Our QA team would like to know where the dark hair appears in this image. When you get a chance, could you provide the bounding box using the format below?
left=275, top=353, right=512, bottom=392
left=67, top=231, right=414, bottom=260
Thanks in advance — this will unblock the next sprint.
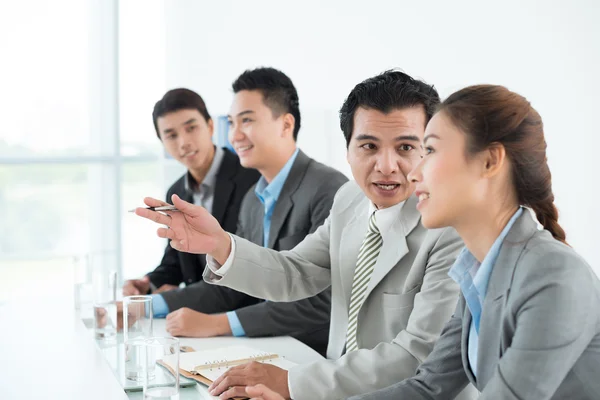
left=152, top=88, right=211, bottom=139
left=439, top=85, right=567, bottom=244
left=339, top=70, right=440, bottom=147
left=232, top=67, right=301, bottom=140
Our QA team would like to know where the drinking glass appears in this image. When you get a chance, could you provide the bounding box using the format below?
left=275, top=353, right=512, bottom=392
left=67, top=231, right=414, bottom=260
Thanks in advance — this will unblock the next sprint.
left=91, top=255, right=118, bottom=340
left=124, top=295, right=153, bottom=381
left=142, top=337, right=180, bottom=400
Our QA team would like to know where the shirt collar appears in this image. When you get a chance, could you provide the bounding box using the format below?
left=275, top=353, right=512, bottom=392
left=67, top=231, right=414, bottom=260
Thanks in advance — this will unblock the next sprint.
left=449, top=207, right=524, bottom=298
left=367, top=199, right=406, bottom=241
left=255, top=148, right=300, bottom=203
left=184, top=146, right=224, bottom=193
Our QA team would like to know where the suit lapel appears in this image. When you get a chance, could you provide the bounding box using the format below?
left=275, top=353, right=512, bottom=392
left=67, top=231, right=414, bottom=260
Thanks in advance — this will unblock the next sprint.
left=211, top=150, right=236, bottom=224
left=461, top=305, right=477, bottom=385
left=267, top=150, right=309, bottom=249
left=247, top=197, right=265, bottom=246
left=339, top=200, right=369, bottom=310
left=364, top=195, right=421, bottom=299
left=476, top=211, right=538, bottom=386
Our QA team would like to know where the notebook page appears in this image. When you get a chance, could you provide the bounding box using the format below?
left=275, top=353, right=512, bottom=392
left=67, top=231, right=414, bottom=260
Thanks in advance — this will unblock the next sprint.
left=200, top=354, right=296, bottom=382
left=160, top=345, right=295, bottom=382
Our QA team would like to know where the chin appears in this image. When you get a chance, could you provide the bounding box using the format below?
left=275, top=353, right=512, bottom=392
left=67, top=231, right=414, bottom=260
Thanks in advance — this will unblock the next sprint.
left=375, top=198, right=403, bottom=209
left=367, top=190, right=409, bottom=210
left=238, top=156, right=255, bottom=169
left=420, top=213, right=446, bottom=229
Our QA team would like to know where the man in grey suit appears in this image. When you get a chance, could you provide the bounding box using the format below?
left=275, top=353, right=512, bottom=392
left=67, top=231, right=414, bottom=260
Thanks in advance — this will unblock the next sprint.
left=136, top=71, right=476, bottom=400
left=159, top=67, right=347, bottom=356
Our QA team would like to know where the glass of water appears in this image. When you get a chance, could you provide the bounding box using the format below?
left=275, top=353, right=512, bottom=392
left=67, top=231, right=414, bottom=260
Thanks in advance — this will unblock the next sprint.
left=92, top=258, right=118, bottom=340
left=124, top=295, right=153, bottom=381
left=143, top=337, right=180, bottom=400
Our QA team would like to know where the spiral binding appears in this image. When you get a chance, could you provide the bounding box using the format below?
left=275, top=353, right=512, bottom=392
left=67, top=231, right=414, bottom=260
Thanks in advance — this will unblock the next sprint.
left=191, top=352, right=279, bottom=374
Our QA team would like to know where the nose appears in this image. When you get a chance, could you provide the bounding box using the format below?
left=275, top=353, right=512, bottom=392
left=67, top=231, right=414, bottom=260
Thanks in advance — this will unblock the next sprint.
left=228, top=122, right=245, bottom=144
left=178, top=134, right=191, bottom=151
left=375, top=150, right=399, bottom=176
left=408, top=157, right=424, bottom=183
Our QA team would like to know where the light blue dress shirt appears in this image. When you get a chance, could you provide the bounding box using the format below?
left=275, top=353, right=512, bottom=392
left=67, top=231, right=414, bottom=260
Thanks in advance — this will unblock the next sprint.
left=150, top=293, right=169, bottom=318
left=226, top=148, right=300, bottom=337
left=448, top=207, right=523, bottom=377
left=254, top=148, right=300, bottom=247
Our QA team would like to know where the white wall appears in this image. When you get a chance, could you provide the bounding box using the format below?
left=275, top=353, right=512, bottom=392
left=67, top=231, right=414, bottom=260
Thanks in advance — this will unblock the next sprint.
left=162, top=0, right=600, bottom=272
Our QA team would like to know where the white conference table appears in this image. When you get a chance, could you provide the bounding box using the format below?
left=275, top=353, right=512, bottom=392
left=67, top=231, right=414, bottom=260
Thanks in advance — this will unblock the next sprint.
left=126, top=319, right=324, bottom=400
left=0, top=298, right=324, bottom=399
left=0, top=298, right=128, bottom=400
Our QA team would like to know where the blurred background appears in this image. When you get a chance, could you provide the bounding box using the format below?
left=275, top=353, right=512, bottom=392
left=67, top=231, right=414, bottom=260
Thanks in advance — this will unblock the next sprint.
left=1, top=0, right=598, bottom=303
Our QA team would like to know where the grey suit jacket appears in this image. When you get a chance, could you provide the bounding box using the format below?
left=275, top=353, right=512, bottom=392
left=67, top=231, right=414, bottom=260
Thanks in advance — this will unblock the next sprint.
left=161, top=150, right=348, bottom=355
left=349, top=211, right=600, bottom=400
left=204, top=181, right=477, bottom=400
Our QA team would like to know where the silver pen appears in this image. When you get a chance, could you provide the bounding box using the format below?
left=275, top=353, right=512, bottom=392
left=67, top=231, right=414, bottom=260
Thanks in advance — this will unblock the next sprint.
left=127, top=205, right=179, bottom=213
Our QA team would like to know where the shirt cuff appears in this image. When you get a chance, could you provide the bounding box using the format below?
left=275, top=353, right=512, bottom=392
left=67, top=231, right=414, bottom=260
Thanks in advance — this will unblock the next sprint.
left=226, top=311, right=246, bottom=337
left=151, top=294, right=170, bottom=318
left=206, top=233, right=237, bottom=276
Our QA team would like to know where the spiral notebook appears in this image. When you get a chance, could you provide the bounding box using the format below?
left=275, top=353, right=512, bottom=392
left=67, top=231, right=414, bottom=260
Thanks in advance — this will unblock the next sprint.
left=159, top=345, right=296, bottom=386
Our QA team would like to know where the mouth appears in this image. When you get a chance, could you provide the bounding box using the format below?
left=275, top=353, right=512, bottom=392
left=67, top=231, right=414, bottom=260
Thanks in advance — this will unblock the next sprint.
left=181, top=150, right=198, bottom=158
left=235, top=144, right=254, bottom=154
left=372, top=181, right=401, bottom=191
left=415, top=190, right=431, bottom=206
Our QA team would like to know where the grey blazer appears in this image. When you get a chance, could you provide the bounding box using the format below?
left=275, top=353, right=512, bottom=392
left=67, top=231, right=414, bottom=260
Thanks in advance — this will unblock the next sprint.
left=161, top=150, right=348, bottom=355
left=349, top=211, right=600, bottom=400
left=204, top=181, right=477, bottom=400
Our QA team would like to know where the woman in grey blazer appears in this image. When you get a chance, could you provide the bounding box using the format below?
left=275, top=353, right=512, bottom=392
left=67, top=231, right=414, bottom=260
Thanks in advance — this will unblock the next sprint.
left=241, top=85, right=600, bottom=400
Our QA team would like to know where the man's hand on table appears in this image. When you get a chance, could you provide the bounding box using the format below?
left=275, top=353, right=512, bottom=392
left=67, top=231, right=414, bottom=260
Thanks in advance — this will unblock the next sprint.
left=122, top=276, right=151, bottom=296
left=166, top=307, right=232, bottom=337
left=208, top=362, right=290, bottom=400
left=95, top=301, right=143, bottom=331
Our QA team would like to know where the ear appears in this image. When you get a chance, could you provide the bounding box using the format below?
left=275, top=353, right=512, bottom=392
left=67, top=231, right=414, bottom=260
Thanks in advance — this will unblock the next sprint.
left=282, top=113, right=295, bottom=139
left=207, top=118, right=215, bottom=137
left=482, top=142, right=507, bottom=178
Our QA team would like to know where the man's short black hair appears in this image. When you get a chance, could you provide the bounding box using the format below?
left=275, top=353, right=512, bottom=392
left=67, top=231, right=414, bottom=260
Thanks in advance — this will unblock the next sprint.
left=232, top=67, right=301, bottom=141
left=339, top=70, right=440, bottom=147
left=152, top=88, right=211, bottom=139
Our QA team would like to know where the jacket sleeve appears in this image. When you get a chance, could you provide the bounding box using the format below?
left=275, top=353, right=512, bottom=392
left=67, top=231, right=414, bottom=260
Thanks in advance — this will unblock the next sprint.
left=235, top=288, right=331, bottom=355
left=204, top=200, right=335, bottom=301
left=159, top=279, right=261, bottom=314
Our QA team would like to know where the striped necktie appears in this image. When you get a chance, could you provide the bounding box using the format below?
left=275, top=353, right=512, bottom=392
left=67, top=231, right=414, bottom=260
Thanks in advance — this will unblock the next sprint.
left=345, top=212, right=382, bottom=352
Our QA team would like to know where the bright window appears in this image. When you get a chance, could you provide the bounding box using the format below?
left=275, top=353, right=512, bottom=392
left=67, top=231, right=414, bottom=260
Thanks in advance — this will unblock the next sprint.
left=0, top=0, right=176, bottom=302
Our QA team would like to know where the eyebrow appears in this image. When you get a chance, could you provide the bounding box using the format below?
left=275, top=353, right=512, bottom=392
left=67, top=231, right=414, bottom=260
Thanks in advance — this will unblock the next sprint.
left=354, top=134, right=420, bottom=142
left=227, top=110, right=255, bottom=119
left=423, top=133, right=441, bottom=144
left=162, top=118, right=197, bottom=135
